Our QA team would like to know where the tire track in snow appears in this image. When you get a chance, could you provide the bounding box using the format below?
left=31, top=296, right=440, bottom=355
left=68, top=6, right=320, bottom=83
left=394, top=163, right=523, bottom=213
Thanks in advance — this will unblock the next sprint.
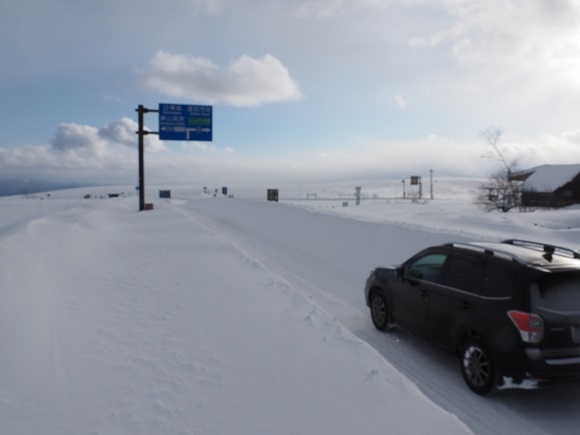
left=165, top=199, right=364, bottom=340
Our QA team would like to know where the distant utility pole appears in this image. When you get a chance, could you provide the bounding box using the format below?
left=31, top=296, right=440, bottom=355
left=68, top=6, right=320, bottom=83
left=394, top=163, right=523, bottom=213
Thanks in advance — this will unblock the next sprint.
left=430, top=169, right=434, bottom=200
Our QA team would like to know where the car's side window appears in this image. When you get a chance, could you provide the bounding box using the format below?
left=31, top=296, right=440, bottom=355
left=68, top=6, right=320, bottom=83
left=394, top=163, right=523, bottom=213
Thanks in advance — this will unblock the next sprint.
left=406, top=253, right=448, bottom=283
left=440, top=256, right=484, bottom=294
left=480, top=262, right=516, bottom=298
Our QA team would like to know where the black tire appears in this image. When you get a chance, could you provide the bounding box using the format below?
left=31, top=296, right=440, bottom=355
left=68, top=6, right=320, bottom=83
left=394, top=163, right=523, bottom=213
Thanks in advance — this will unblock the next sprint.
left=460, top=339, right=498, bottom=395
left=370, top=291, right=390, bottom=331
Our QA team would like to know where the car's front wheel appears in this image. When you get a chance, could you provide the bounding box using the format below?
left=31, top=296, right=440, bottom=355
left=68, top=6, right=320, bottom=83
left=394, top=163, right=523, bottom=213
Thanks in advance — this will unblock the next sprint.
left=460, top=339, right=498, bottom=395
left=369, top=291, right=390, bottom=331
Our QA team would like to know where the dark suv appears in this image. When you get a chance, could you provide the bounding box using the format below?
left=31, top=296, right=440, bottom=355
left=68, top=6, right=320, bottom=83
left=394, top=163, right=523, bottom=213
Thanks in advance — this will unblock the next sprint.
left=364, top=239, right=580, bottom=395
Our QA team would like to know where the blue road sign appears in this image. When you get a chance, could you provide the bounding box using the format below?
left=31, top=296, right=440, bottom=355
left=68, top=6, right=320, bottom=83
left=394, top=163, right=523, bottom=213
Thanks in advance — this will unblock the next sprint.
left=158, top=103, right=213, bottom=141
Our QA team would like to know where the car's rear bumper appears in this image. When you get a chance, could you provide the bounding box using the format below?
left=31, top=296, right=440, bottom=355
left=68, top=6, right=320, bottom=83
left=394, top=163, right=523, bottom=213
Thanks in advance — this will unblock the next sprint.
left=499, top=348, right=580, bottom=384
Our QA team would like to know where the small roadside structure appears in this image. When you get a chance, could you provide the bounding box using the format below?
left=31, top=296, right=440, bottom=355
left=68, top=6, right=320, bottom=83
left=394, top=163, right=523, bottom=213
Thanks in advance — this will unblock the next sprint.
left=514, top=164, right=580, bottom=208
left=267, top=189, right=279, bottom=202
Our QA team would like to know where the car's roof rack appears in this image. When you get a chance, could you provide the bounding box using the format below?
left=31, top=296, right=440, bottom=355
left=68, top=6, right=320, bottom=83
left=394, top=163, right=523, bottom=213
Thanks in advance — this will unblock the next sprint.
left=447, top=240, right=580, bottom=265
left=447, top=242, right=526, bottom=264
left=501, top=239, right=580, bottom=260
left=449, top=239, right=580, bottom=265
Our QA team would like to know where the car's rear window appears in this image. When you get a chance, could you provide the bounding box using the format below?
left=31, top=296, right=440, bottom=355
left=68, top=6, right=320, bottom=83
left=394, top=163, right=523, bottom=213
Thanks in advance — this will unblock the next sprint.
left=536, top=273, right=580, bottom=312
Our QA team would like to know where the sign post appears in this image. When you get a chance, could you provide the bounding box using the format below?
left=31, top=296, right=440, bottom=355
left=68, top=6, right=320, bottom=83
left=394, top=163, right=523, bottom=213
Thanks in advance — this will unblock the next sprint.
left=135, top=103, right=213, bottom=211
left=136, top=105, right=158, bottom=211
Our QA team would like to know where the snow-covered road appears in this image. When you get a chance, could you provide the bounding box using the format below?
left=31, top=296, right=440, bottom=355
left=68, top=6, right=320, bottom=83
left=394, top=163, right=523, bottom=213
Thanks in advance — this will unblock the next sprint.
left=179, top=195, right=580, bottom=435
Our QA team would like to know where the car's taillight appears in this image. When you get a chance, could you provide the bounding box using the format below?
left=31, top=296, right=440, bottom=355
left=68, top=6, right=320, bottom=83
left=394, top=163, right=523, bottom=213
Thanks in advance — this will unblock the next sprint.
left=508, top=310, right=544, bottom=343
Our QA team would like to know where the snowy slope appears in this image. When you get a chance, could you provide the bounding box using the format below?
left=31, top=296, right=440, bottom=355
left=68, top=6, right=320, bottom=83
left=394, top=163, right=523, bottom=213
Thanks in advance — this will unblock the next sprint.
left=2, top=179, right=580, bottom=434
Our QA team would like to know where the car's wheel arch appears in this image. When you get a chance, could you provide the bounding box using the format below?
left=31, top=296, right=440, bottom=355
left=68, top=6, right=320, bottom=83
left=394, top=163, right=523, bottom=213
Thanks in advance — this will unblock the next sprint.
left=455, top=331, right=495, bottom=358
left=454, top=330, right=482, bottom=358
left=370, top=286, right=393, bottom=310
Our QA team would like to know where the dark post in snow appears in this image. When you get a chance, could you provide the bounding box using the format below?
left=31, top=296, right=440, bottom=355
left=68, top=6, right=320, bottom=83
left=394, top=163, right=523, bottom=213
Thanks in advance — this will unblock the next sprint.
left=136, top=105, right=158, bottom=211
left=430, top=169, right=434, bottom=200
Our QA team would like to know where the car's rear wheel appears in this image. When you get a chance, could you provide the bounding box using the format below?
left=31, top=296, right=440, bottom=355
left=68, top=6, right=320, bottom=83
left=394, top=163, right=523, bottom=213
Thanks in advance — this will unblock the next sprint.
left=460, top=339, right=498, bottom=395
left=370, top=291, right=390, bottom=331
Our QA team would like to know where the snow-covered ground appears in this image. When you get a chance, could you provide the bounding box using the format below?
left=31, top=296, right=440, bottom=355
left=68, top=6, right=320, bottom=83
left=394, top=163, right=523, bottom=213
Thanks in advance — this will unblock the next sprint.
left=1, top=178, right=580, bottom=434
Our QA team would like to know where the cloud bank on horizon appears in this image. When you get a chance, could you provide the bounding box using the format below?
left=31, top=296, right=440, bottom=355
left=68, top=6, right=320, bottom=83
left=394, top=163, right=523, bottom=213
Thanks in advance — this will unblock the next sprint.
left=1, top=0, right=580, bottom=186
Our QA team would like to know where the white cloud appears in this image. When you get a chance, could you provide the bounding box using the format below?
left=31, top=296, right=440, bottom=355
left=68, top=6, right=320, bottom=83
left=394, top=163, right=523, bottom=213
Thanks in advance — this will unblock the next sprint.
left=563, top=129, right=580, bottom=145
left=50, top=119, right=166, bottom=157
left=191, top=0, right=223, bottom=14
left=50, top=123, right=103, bottom=153
left=394, top=95, right=408, bottom=109
left=99, top=118, right=138, bottom=148
left=473, top=129, right=580, bottom=173
left=402, top=0, right=580, bottom=135
left=140, top=51, right=303, bottom=107
left=0, top=144, right=59, bottom=170
left=292, top=0, right=414, bottom=18
left=408, top=23, right=465, bottom=48
left=293, top=0, right=349, bottom=18
left=0, top=118, right=172, bottom=181
left=99, top=118, right=165, bottom=152
left=179, top=141, right=235, bottom=154
left=411, top=0, right=580, bottom=87
left=531, top=130, right=580, bottom=165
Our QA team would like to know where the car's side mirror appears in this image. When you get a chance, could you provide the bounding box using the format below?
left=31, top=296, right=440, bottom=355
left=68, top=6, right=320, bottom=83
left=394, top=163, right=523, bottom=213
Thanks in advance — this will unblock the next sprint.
left=396, top=266, right=405, bottom=280
left=406, top=269, right=423, bottom=281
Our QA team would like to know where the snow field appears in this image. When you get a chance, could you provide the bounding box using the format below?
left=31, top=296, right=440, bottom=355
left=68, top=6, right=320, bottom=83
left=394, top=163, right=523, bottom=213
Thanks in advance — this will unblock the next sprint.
left=0, top=193, right=471, bottom=434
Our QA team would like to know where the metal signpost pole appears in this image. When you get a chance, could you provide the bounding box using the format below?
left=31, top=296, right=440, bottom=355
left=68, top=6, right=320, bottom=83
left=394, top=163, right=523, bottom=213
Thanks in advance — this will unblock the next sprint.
left=137, top=105, right=145, bottom=211
left=136, top=105, right=159, bottom=211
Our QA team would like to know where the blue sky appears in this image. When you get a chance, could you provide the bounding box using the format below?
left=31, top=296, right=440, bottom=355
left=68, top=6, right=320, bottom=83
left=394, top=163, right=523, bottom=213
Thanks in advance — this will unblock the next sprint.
left=2, top=0, right=580, bottom=186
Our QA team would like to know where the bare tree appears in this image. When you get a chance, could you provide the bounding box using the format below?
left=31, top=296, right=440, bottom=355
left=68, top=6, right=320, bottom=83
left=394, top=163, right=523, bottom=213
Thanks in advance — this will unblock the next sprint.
left=478, top=127, right=521, bottom=212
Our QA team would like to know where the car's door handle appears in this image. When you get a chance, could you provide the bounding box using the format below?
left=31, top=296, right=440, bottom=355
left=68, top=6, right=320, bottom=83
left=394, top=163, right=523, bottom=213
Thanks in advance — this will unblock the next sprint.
left=419, top=290, right=429, bottom=298
left=461, top=301, right=471, bottom=310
